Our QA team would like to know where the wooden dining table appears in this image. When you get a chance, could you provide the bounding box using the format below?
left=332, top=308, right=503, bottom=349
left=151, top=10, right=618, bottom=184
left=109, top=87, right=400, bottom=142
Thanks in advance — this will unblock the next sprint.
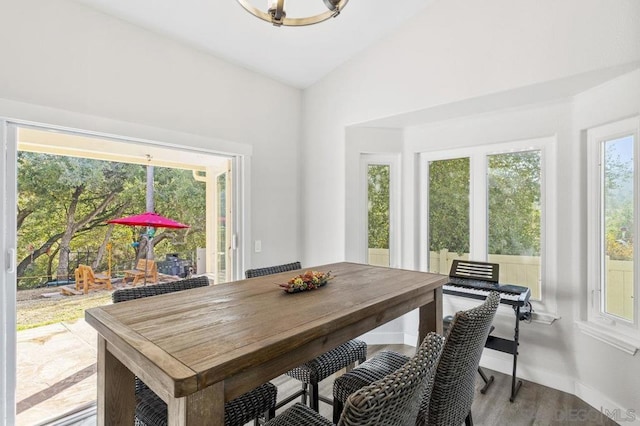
left=85, top=262, right=446, bottom=425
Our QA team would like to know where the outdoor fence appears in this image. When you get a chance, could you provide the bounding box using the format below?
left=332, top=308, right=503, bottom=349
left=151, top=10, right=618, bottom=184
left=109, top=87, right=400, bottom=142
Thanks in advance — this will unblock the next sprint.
left=368, top=248, right=390, bottom=267
left=606, top=257, right=633, bottom=319
left=368, top=248, right=632, bottom=318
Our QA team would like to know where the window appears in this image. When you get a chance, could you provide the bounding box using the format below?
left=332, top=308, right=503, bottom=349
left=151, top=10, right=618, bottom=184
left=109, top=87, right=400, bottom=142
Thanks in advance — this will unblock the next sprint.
left=427, top=157, right=470, bottom=273
left=368, top=164, right=391, bottom=267
left=586, top=117, right=640, bottom=350
left=361, top=154, right=400, bottom=268
left=487, top=151, right=542, bottom=299
left=422, top=137, right=555, bottom=316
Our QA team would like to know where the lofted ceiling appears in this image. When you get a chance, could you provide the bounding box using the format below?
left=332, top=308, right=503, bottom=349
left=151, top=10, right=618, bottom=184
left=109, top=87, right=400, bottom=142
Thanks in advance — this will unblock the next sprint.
left=72, top=0, right=433, bottom=88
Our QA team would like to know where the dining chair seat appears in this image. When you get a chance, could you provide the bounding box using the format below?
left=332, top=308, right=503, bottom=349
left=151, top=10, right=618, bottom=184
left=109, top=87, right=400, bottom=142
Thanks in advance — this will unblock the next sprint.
left=266, top=332, right=445, bottom=426
left=281, top=338, right=367, bottom=411
left=245, top=261, right=368, bottom=412
left=135, top=382, right=278, bottom=426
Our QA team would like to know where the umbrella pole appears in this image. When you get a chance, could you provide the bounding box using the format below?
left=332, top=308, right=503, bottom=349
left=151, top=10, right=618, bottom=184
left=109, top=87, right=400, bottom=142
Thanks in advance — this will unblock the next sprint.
left=144, top=234, right=149, bottom=286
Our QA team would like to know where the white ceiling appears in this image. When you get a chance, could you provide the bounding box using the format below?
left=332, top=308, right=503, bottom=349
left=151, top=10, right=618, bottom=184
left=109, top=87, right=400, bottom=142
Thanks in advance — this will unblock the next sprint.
left=72, top=0, right=433, bottom=88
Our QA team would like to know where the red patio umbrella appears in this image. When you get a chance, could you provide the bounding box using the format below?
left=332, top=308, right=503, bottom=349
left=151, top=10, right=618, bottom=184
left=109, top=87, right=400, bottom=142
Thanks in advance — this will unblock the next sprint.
left=108, top=212, right=190, bottom=285
left=107, top=212, right=189, bottom=229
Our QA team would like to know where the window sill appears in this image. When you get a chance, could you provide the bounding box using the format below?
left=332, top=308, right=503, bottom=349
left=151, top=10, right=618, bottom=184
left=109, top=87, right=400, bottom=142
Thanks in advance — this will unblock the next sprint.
left=575, top=321, right=640, bottom=355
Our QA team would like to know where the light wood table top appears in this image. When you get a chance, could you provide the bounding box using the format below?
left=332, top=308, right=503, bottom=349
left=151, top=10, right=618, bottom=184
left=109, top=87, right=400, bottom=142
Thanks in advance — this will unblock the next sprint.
left=86, top=262, right=446, bottom=425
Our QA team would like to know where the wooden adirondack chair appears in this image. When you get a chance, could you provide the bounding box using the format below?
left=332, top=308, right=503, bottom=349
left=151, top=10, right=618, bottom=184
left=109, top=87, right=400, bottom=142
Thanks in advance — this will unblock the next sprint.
left=75, top=264, right=112, bottom=294
left=123, top=259, right=158, bottom=285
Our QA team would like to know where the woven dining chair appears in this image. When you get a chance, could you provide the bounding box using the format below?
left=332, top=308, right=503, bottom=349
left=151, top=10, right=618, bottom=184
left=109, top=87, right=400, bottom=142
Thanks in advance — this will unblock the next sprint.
left=264, top=332, right=445, bottom=426
left=112, top=276, right=278, bottom=426
left=245, top=261, right=303, bottom=278
left=332, top=291, right=501, bottom=426
left=245, top=262, right=368, bottom=412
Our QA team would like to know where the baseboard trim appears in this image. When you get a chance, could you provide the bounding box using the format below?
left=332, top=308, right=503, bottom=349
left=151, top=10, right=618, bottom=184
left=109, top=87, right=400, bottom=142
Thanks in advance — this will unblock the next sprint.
left=574, top=382, right=640, bottom=425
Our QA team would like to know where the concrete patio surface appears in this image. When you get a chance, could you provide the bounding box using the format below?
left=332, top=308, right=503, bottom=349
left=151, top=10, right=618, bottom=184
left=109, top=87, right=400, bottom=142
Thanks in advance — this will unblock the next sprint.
left=17, top=319, right=98, bottom=425
left=15, top=274, right=219, bottom=425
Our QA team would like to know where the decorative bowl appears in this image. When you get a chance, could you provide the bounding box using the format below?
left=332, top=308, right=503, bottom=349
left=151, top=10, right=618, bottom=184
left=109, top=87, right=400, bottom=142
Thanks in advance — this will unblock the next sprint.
left=279, top=270, right=333, bottom=293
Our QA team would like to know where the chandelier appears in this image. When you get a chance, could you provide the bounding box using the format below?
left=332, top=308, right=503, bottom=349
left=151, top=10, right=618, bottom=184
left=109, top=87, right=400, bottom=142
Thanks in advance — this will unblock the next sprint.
left=236, top=0, right=349, bottom=27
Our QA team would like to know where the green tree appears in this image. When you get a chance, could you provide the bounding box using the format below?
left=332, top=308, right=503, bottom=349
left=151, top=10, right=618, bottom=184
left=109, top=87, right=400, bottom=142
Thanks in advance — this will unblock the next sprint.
left=17, top=153, right=141, bottom=285
left=368, top=165, right=390, bottom=249
left=149, top=167, right=206, bottom=260
left=428, top=153, right=542, bottom=257
left=16, top=153, right=207, bottom=288
left=604, top=142, right=634, bottom=261
left=428, top=158, right=470, bottom=254
left=488, top=151, right=541, bottom=256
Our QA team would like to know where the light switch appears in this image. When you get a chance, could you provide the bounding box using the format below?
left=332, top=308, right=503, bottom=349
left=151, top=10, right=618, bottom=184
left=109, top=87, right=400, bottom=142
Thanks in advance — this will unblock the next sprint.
left=255, top=240, right=262, bottom=253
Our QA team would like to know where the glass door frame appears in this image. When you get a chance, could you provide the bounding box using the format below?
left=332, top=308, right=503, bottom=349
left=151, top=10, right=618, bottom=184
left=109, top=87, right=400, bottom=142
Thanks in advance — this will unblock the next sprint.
left=1, top=119, right=18, bottom=425
left=1, top=119, right=246, bottom=425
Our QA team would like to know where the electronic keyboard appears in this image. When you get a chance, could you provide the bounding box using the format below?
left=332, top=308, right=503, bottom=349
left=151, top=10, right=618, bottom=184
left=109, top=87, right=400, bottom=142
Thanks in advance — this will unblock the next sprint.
left=443, top=277, right=531, bottom=307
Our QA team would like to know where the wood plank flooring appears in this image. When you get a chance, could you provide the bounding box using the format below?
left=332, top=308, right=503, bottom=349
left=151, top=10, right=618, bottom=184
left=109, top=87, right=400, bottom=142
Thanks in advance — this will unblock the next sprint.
left=272, top=344, right=617, bottom=426
left=64, top=343, right=616, bottom=426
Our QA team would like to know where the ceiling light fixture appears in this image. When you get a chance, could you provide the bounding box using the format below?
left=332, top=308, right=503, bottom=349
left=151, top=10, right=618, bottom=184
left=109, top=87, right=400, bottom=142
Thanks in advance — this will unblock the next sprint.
left=236, top=0, right=349, bottom=27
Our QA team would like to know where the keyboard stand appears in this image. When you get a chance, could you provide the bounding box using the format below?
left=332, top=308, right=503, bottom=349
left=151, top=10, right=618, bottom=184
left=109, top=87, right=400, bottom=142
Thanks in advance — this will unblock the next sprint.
left=481, top=303, right=523, bottom=402
left=443, top=287, right=525, bottom=402
left=478, top=366, right=494, bottom=394
left=443, top=260, right=528, bottom=403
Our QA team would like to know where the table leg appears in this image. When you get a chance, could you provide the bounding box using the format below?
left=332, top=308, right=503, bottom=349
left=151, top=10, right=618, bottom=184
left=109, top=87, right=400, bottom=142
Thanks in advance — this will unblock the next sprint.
left=97, top=336, right=135, bottom=426
left=167, top=381, right=224, bottom=425
left=418, top=286, right=443, bottom=344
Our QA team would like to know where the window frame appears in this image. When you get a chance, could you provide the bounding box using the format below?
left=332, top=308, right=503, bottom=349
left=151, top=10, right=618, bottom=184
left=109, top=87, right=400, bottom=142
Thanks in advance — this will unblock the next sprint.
left=586, top=117, right=640, bottom=344
left=420, top=137, right=557, bottom=320
left=359, top=153, right=401, bottom=268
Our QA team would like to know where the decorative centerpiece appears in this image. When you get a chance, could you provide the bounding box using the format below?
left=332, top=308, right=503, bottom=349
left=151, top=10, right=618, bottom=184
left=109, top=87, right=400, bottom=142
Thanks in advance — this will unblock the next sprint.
left=279, top=270, right=333, bottom=293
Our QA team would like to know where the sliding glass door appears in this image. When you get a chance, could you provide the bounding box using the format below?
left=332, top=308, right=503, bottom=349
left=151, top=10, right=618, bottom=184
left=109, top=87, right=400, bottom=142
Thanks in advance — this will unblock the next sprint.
left=4, top=122, right=242, bottom=425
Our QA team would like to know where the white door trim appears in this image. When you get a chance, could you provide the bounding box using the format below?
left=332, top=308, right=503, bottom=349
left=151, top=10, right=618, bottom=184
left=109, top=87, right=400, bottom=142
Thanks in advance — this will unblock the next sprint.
left=1, top=120, right=18, bottom=426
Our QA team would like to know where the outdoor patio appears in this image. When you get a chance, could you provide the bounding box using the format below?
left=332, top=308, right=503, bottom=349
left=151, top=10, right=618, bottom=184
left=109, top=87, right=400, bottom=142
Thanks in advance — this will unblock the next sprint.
left=16, top=274, right=203, bottom=425
left=17, top=318, right=97, bottom=425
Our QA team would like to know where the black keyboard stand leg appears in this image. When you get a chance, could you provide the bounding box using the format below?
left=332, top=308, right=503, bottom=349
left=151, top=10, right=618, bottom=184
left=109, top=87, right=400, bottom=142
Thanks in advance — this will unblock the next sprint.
left=510, top=307, right=523, bottom=402
left=478, top=366, right=494, bottom=394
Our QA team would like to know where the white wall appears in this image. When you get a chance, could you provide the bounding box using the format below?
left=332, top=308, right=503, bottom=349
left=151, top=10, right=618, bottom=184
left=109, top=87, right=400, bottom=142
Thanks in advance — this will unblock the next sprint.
left=2, top=0, right=640, bottom=419
left=301, top=0, right=640, bottom=265
left=570, top=69, right=640, bottom=418
left=301, top=0, right=640, bottom=417
left=0, top=0, right=302, bottom=271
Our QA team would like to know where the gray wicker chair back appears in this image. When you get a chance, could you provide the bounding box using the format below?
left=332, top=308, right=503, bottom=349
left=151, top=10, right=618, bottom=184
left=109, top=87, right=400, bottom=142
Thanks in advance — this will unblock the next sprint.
left=245, top=261, right=301, bottom=278
left=421, top=291, right=500, bottom=426
left=264, top=333, right=444, bottom=426
left=112, top=276, right=210, bottom=303
left=338, top=332, right=444, bottom=426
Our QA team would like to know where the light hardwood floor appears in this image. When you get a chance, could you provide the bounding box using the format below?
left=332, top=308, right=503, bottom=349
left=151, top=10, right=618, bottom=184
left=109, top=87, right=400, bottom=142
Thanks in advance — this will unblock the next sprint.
left=64, top=344, right=616, bottom=426
left=272, top=344, right=617, bottom=426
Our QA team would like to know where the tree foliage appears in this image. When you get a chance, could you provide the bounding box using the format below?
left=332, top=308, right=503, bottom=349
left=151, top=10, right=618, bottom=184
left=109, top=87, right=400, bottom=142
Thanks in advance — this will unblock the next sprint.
left=368, top=165, right=390, bottom=249
left=17, top=152, right=206, bottom=288
left=428, top=158, right=470, bottom=254
left=488, top=151, right=541, bottom=256
left=604, top=141, right=634, bottom=261
left=428, top=152, right=541, bottom=256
